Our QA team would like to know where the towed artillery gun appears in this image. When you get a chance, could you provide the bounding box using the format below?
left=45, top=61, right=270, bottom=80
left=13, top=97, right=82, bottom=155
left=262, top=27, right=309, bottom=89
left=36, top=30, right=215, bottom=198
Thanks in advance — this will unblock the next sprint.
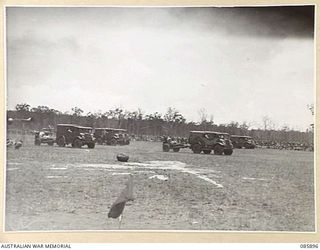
left=162, top=137, right=189, bottom=152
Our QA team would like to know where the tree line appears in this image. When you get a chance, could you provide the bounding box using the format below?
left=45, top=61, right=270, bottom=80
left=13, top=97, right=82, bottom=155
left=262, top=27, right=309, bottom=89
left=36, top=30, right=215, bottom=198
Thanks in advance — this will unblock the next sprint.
left=7, top=103, right=313, bottom=145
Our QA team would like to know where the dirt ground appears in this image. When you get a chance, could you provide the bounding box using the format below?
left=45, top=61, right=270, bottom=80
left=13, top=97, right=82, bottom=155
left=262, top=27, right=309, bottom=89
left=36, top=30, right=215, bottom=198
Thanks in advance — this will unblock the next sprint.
left=5, top=137, right=315, bottom=232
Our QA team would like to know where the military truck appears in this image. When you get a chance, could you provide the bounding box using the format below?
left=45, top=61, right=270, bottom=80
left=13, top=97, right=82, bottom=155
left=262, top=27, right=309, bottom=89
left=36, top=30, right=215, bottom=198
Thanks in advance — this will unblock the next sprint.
left=188, top=131, right=233, bottom=155
left=34, top=128, right=55, bottom=146
left=56, top=124, right=95, bottom=148
left=231, top=135, right=255, bottom=149
left=94, top=128, right=130, bottom=145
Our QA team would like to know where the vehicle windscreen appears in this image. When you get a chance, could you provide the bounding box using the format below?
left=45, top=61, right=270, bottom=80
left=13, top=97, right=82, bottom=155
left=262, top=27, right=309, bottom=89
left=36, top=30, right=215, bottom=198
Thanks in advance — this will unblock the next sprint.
left=79, top=128, right=91, bottom=133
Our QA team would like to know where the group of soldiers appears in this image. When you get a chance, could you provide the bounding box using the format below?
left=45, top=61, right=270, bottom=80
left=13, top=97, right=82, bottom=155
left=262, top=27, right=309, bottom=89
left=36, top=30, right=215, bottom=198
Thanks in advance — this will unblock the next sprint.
left=255, top=140, right=314, bottom=151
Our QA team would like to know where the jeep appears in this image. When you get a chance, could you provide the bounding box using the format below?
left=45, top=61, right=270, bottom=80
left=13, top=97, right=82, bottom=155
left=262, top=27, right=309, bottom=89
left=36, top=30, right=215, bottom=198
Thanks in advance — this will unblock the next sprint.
left=56, top=124, right=95, bottom=148
left=34, top=129, right=55, bottom=146
left=188, top=131, right=233, bottom=155
left=231, top=135, right=255, bottom=149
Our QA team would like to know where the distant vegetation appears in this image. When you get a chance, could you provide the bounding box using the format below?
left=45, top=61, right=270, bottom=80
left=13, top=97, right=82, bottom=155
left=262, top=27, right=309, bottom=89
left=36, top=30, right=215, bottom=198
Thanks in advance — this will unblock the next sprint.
left=7, top=103, right=314, bottom=145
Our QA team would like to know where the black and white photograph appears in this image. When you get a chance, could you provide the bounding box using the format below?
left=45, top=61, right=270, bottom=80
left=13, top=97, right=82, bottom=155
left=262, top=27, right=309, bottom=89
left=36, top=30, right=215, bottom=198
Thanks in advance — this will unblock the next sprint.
left=5, top=5, right=315, bottom=232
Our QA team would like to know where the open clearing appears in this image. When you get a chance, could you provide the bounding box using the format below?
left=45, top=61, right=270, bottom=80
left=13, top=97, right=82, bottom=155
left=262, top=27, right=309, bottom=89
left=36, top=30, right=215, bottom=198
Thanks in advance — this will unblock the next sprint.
left=5, top=140, right=315, bottom=231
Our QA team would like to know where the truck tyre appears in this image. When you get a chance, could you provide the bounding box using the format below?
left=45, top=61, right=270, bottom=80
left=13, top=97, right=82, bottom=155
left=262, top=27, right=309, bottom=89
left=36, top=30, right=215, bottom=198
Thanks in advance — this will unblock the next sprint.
left=57, top=137, right=66, bottom=147
left=214, top=144, right=224, bottom=155
left=173, top=148, right=180, bottom=152
left=224, top=149, right=233, bottom=155
left=48, top=141, right=54, bottom=146
left=87, top=142, right=95, bottom=149
left=34, top=140, right=41, bottom=146
left=163, top=143, right=170, bottom=152
left=192, top=144, right=202, bottom=154
left=110, top=139, right=117, bottom=146
left=203, top=150, right=211, bottom=154
left=72, top=138, right=82, bottom=148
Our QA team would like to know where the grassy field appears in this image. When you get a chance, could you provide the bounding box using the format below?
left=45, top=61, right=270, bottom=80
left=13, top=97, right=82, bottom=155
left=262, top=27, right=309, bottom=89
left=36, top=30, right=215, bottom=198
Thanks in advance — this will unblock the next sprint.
left=5, top=136, right=315, bottom=231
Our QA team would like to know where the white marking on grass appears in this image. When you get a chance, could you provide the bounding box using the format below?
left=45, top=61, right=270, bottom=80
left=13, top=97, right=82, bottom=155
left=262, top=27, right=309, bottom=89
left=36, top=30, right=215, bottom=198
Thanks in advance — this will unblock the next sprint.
left=242, top=177, right=268, bottom=181
left=134, top=170, right=156, bottom=174
left=7, top=168, right=19, bottom=171
left=46, top=176, right=67, bottom=179
left=7, top=162, right=23, bottom=166
left=149, top=175, right=168, bottom=181
left=112, top=172, right=131, bottom=176
left=50, top=167, right=68, bottom=170
left=75, top=161, right=223, bottom=188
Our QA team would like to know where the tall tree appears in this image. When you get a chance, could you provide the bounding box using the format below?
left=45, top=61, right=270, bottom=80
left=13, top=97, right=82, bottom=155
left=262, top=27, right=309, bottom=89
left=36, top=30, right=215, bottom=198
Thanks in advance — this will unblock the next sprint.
left=15, top=103, right=31, bottom=112
left=262, top=116, right=274, bottom=130
left=164, top=107, right=185, bottom=124
left=71, top=107, right=83, bottom=117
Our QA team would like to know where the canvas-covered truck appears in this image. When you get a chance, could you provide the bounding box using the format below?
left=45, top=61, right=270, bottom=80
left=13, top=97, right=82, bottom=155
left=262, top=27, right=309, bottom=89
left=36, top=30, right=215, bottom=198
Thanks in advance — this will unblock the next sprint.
left=94, top=128, right=130, bottom=145
left=188, top=131, right=233, bottom=155
left=231, top=135, right=256, bottom=149
left=56, top=124, right=96, bottom=148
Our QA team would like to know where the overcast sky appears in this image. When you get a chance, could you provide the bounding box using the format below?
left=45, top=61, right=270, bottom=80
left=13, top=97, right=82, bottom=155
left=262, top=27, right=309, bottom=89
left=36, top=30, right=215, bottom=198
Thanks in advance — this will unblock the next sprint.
left=6, top=6, right=314, bottom=130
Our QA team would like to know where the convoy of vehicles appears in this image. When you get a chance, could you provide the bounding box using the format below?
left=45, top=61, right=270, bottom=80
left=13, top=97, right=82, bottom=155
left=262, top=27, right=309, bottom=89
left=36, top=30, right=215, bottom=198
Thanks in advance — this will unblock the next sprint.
left=11, top=116, right=311, bottom=155
left=28, top=120, right=259, bottom=154
left=32, top=124, right=130, bottom=149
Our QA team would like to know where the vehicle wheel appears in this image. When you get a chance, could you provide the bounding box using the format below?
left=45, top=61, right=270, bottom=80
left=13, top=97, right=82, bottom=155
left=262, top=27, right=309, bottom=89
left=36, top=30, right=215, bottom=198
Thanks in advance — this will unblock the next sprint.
left=48, top=141, right=54, bottom=146
left=72, top=138, right=82, bottom=148
left=192, top=144, right=202, bottom=154
left=173, top=148, right=180, bottom=152
left=214, top=144, right=224, bottom=155
left=203, top=150, right=211, bottom=154
left=163, top=143, right=170, bottom=152
left=110, top=139, right=117, bottom=146
left=87, top=142, right=95, bottom=149
left=224, top=149, right=233, bottom=155
left=57, top=137, right=66, bottom=147
left=34, top=140, right=41, bottom=146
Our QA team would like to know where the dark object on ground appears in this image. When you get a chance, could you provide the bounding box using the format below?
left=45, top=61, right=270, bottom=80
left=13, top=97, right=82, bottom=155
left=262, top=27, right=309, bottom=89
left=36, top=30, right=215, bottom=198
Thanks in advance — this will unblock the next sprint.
left=117, top=153, right=129, bottom=162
